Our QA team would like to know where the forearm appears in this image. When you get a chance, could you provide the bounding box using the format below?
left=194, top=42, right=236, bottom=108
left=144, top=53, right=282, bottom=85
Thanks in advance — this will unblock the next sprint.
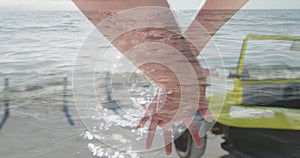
left=73, top=0, right=206, bottom=96
left=113, top=27, right=206, bottom=89
left=185, top=0, right=249, bottom=56
left=73, top=0, right=169, bottom=26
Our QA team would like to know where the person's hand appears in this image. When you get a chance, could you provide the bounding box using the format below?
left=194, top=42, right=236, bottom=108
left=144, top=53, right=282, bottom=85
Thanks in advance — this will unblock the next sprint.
left=137, top=86, right=213, bottom=155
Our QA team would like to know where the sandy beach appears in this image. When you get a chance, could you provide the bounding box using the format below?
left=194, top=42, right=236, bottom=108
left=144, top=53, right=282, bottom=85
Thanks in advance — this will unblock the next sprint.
left=0, top=114, right=231, bottom=158
left=0, top=72, right=232, bottom=158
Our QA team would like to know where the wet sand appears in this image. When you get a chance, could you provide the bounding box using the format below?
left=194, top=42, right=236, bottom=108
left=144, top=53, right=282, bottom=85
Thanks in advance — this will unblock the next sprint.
left=0, top=72, right=232, bottom=158
left=0, top=115, right=231, bottom=158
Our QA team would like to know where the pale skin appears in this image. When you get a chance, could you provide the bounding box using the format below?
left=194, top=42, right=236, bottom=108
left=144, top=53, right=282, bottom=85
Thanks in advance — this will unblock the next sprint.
left=73, top=0, right=248, bottom=155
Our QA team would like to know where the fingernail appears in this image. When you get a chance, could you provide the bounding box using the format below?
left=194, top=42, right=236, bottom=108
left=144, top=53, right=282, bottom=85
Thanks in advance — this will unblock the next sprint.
left=165, top=145, right=172, bottom=155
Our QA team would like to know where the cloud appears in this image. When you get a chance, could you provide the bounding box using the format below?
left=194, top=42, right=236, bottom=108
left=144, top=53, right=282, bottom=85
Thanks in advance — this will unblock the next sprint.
left=0, top=0, right=300, bottom=11
left=167, top=0, right=205, bottom=10
left=0, top=0, right=77, bottom=11
left=244, top=0, right=300, bottom=9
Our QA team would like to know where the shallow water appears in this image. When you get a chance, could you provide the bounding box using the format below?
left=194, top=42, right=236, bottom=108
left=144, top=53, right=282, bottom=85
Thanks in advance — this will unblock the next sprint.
left=0, top=9, right=300, bottom=158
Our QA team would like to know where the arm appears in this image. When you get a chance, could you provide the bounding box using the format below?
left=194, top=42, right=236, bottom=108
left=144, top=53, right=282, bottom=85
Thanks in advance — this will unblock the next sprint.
left=73, top=0, right=206, bottom=154
left=72, top=0, right=248, bottom=155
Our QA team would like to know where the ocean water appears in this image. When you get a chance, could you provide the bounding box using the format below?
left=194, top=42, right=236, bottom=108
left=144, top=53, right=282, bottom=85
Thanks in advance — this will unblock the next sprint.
left=0, top=9, right=300, bottom=158
left=1, top=10, right=300, bottom=86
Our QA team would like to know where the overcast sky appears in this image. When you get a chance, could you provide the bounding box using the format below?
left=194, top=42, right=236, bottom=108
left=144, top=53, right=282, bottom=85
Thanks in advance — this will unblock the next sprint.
left=0, top=0, right=300, bottom=11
